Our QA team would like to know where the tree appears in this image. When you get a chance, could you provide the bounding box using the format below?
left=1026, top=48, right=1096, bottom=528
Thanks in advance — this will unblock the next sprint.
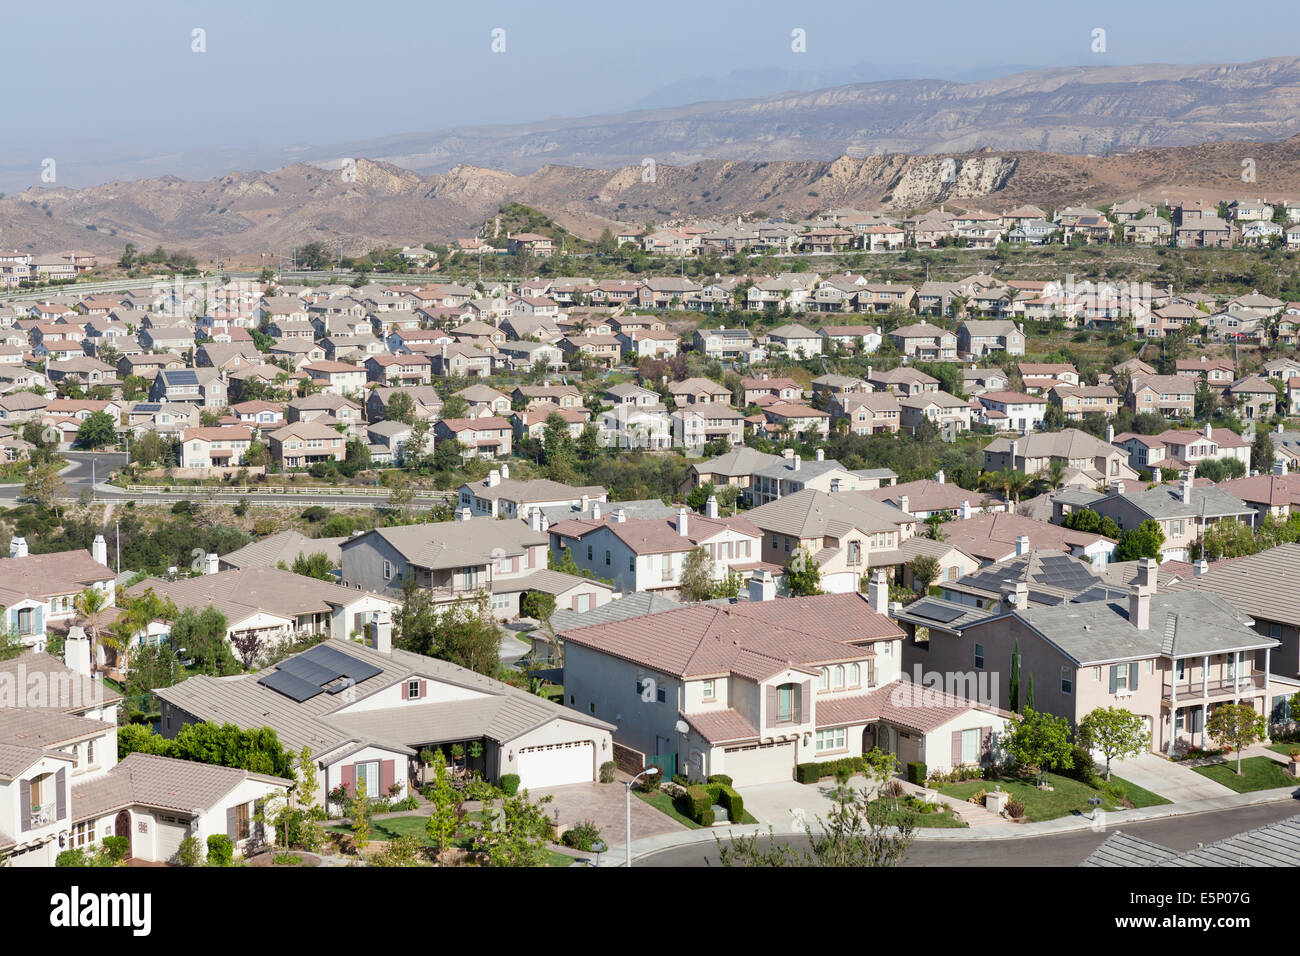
left=424, top=749, right=459, bottom=853
left=1062, top=508, right=1121, bottom=539
left=395, top=585, right=502, bottom=678
left=289, top=551, right=335, bottom=581
left=23, top=461, right=67, bottom=513
left=785, top=548, right=823, bottom=596
left=1003, top=708, right=1074, bottom=786
left=441, top=395, right=469, bottom=419
left=1251, top=428, right=1275, bottom=475
left=1077, top=706, right=1150, bottom=780
left=716, top=749, right=914, bottom=867
left=385, top=390, right=417, bottom=425
left=1206, top=703, right=1268, bottom=774
left=1199, top=518, right=1258, bottom=561
left=349, top=775, right=372, bottom=850
left=75, top=411, right=117, bottom=450
left=473, top=790, right=555, bottom=867
left=170, top=606, right=237, bottom=675
left=1115, top=519, right=1165, bottom=562
left=679, top=546, right=716, bottom=602
left=1009, top=639, right=1021, bottom=714
left=73, top=588, right=116, bottom=676
left=909, top=555, right=940, bottom=592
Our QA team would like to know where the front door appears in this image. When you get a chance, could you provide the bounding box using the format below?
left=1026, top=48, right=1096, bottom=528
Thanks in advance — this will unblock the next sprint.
left=114, top=810, right=132, bottom=859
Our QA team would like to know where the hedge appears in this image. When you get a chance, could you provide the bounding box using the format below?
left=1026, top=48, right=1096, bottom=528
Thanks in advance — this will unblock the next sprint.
left=796, top=755, right=881, bottom=784
left=906, top=762, right=927, bottom=785
left=499, top=774, right=520, bottom=796
left=674, top=781, right=745, bottom=824
left=707, top=782, right=744, bottom=823
left=206, top=834, right=234, bottom=867
left=706, top=774, right=733, bottom=786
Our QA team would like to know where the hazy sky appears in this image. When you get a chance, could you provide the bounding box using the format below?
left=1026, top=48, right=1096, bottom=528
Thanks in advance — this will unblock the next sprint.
left=3, top=0, right=1298, bottom=181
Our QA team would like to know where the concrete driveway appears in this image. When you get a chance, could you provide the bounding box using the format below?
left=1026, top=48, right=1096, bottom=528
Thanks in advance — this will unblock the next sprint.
left=528, top=781, right=688, bottom=843
left=1109, top=752, right=1236, bottom=802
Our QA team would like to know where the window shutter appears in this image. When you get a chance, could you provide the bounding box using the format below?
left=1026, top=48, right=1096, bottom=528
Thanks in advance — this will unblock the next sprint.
left=420, top=680, right=428, bottom=698
left=1129, top=662, right=1139, bottom=691
left=980, top=726, right=993, bottom=761
left=381, top=760, right=395, bottom=796
left=766, top=685, right=776, bottom=724
left=401, top=681, right=409, bottom=700
left=341, top=763, right=355, bottom=793
left=799, top=681, right=810, bottom=723
left=19, top=778, right=30, bottom=832
left=951, top=731, right=963, bottom=767
left=226, top=805, right=239, bottom=839
left=1108, top=666, right=1118, bottom=694
left=55, top=767, right=66, bottom=820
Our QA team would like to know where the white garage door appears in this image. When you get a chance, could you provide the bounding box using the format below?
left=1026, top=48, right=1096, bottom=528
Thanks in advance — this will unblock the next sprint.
left=721, top=741, right=796, bottom=787
left=153, top=815, right=190, bottom=864
left=515, top=740, right=594, bottom=789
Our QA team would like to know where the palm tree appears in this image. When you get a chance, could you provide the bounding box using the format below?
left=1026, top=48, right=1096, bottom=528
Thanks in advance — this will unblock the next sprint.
left=108, top=588, right=176, bottom=675
left=74, top=587, right=116, bottom=677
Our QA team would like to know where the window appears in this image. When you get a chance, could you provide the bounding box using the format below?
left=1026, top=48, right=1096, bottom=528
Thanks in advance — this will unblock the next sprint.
left=86, top=740, right=94, bottom=766
left=775, top=684, right=796, bottom=723
left=383, top=560, right=392, bottom=581
left=815, top=727, right=847, bottom=753
left=605, top=550, right=611, bottom=567
left=1061, top=667, right=1073, bottom=695
left=587, top=545, right=593, bottom=562
left=832, top=665, right=845, bottom=690
left=1176, top=659, right=1186, bottom=681
left=973, top=644, right=985, bottom=670
left=701, top=680, right=715, bottom=701
left=818, top=668, right=828, bottom=691
left=960, top=728, right=980, bottom=765
left=848, top=663, right=860, bottom=686
left=236, top=802, right=250, bottom=841
left=407, top=680, right=421, bottom=700
left=355, top=761, right=380, bottom=800
left=1270, top=623, right=1283, bottom=639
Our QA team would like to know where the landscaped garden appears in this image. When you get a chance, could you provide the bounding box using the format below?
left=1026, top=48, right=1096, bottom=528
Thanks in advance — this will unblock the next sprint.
left=1192, top=756, right=1298, bottom=793
left=938, top=772, right=1169, bottom=822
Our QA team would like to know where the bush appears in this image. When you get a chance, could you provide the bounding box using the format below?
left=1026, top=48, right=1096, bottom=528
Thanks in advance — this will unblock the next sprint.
left=498, top=774, right=520, bottom=796
left=1004, top=797, right=1026, bottom=819
left=706, top=774, right=733, bottom=786
left=699, top=807, right=715, bottom=826
left=561, top=819, right=604, bottom=851
left=176, top=836, right=204, bottom=867
left=1061, top=744, right=1100, bottom=787
left=796, top=762, right=824, bottom=784
left=272, top=853, right=303, bottom=866
left=206, top=834, right=234, bottom=866
left=100, top=836, right=130, bottom=863
left=463, top=779, right=501, bottom=802
left=906, top=762, right=927, bottom=785
left=599, top=761, right=616, bottom=784
left=677, top=785, right=712, bottom=822
left=56, top=848, right=87, bottom=867
left=707, top=782, right=744, bottom=822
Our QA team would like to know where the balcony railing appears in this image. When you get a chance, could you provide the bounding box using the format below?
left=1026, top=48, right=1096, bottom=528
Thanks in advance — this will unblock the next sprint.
left=1162, top=672, right=1267, bottom=703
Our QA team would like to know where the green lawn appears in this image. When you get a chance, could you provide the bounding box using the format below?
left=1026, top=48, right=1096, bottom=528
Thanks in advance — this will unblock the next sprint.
left=869, top=797, right=968, bottom=828
left=1193, top=757, right=1298, bottom=793
left=1106, top=776, right=1173, bottom=810
left=940, top=772, right=1138, bottom=822
left=1267, top=743, right=1300, bottom=758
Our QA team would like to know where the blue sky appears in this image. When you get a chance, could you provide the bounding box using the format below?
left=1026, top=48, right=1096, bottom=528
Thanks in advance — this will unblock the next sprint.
left=1, top=0, right=1296, bottom=181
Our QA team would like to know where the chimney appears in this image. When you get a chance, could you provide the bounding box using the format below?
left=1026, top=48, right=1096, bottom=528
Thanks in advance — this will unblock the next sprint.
left=1180, top=477, right=1192, bottom=504
left=1129, top=585, right=1151, bottom=630
left=1114, top=480, right=1126, bottom=495
left=705, top=495, right=719, bottom=519
left=935, top=469, right=945, bottom=485
left=1009, top=440, right=1019, bottom=465
left=898, top=494, right=911, bottom=514
left=792, top=454, right=801, bottom=471
left=540, top=514, right=550, bottom=533
left=457, top=506, right=472, bottom=522
left=371, top=609, right=392, bottom=654
left=614, top=508, right=627, bottom=523
left=816, top=448, right=825, bottom=462
left=1106, top=424, right=1115, bottom=444
left=92, top=534, right=108, bottom=567
left=1138, top=556, right=1158, bottom=592
left=1194, top=558, right=1209, bottom=576
left=500, top=462, right=510, bottom=480
left=487, top=469, right=501, bottom=487
left=960, top=499, right=972, bottom=520
left=675, top=507, right=690, bottom=537
left=1204, top=421, right=1212, bottom=439
left=1276, top=459, right=1289, bottom=476
left=9, top=536, right=27, bottom=558
left=748, top=569, right=776, bottom=603
left=64, top=626, right=91, bottom=678
left=1278, top=422, right=1285, bottom=434
left=205, top=552, right=219, bottom=575
left=1002, top=581, right=1029, bottom=608
left=530, top=507, right=541, bottom=532
left=591, top=502, right=601, bottom=520
left=782, top=448, right=795, bottom=459
left=580, top=494, right=590, bottom=513
left=869, top=570, right=889, bottom=615
left=1015, top=534, right=1031, bottom=557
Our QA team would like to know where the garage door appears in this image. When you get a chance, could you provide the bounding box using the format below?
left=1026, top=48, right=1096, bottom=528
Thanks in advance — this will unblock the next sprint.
left=153, top=814, right=190, bottom=864
left=515, top=740, right=594, bottom=789
left=721, top=741, right=796, bottom=787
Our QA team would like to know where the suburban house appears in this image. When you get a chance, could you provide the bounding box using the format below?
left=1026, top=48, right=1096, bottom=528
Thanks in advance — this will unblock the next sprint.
left=1128, top=374, right=1196, bottom=417
left=957, top=320, right=1026, bottom=357
left=434, top=417, right=513, bottom=460
left=976, top=391, right=1048, bottom=433
left=179, top=425, right=253, bottom=471
left=984, top=428, right=1137, bottom=486
left=267, top=421, right=347, bottom=469
left=0, top=542, right=116, bottom=655
left=457, top=469, right=606, bottom=519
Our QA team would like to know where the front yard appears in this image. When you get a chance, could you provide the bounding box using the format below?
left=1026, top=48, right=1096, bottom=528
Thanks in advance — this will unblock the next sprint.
left=328, top=813, right=573, bottom=867
left=939, top=772, right=1170, bottom=822
left=1193, top=757, right=1298, bottom=793
left=634, top=788, right=760, bottom=829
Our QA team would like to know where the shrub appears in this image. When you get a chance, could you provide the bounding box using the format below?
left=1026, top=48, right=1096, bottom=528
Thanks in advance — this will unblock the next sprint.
left=176, top=836, right=204, bottom=867
left=1004, top=797, right=1026, bottom=819
left=599, top=761, right=616, bottom=784
left=706, top=774, right=733, bottom=786
left=464, top=779, right=502, bottom=802
left=498, top=774, right=520, bottom=796
left=707, top=782, right=744, bottom=822
left=906, top=761, right=927, bottom=785
left=1061, top=744, right=1100, bottom=787
left=699, top=808, right=715, bottom=826
left=561, top=819, right=604, bottom=851
left=100, top=836, right=130, bottom=864
left=677, top=785, right=712, bottom=821
left=206, top=834, right=234, bottom=866
left=968, top=788, right=988, bottom=806
left=272, top=853, right=303, bottom=866
left=56, top=848, right=87, bottom=867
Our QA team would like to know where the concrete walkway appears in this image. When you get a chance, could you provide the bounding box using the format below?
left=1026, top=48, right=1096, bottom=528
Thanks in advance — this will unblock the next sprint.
left=1108, top=752, right=1236, bottom=802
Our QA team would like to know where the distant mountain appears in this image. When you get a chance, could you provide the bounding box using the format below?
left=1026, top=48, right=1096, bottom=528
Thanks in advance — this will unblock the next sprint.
left=6, top=57, right=1300, bottom=196
left=11, top=131, right=1300, bottom=262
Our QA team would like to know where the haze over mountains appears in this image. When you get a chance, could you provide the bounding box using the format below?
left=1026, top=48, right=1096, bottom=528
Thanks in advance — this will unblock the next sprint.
left=6, top=57, right=1300, bottom=198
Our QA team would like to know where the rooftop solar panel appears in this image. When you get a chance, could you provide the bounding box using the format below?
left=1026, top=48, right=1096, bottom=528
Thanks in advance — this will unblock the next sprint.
left=278, top=656, right=340, bottom=686
left=301, top=644, right=382, bottom=682
left=910, top=602, right=966, bottom=624
left=257, top=669, right=324, bottom=702
left=170, top=369, right=199, bottom=385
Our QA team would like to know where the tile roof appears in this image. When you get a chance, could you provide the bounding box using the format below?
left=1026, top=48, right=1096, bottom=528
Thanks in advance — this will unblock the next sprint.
left=71, top=752, right=291, bottom=822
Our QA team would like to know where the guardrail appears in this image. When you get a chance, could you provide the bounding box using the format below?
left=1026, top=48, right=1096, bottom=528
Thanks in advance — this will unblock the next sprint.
left=113, top=483, right=455, bottom=499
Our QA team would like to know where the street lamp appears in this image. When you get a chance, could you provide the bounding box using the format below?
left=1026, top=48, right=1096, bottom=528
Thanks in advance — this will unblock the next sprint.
left=624, top=766, right=659, bottom=868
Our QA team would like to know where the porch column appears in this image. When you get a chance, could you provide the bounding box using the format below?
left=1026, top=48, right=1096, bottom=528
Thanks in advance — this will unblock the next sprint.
left=1167, top=675, right=1177, bottom=758
left=1264, top=647, right=1273, bottom=743
left=1202, top=655, right=1208, bottom=700
left=1201, top=703, right=1208, bottom=750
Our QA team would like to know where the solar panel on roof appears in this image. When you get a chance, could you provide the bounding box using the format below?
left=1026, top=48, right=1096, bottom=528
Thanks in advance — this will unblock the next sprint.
left=300, top=644, right=382, bottom=682
left=910, top=602, right=966, bottom=624
left=257, top=669, right=324, bottom=702
left=278, top=656, right=340, bottom=686
left=170, top=369, right=199, bottom=385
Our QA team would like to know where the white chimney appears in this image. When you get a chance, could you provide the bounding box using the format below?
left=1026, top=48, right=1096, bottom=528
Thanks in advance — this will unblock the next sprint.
left=1138, top=556, right=1158, bottom=592
left=782, top=448, right=795, bottom=459
left=64, top=627, right=91, bottom=678
left=676, top=507, right=689, bottom=537
left=1204, top=421, right=1212, bottom=439
left=205, top=552, right=219, bottom=575
left=9, top=536, right=27, bottom=558
left=92, top=534, right=108, bottom=567
left=580, top=494, right=590, bottom=513
left=1015, top=535, right=1031, bottom=557
left=1114, top=480, right=1126, bottom=495
left=748, top=569, right=776, bottom=603
left=1003, top=581, right=1029, bottom=608
left=869, top=570, right=889, bottom=615
left=614, top=508, right=627, bottom=523
left=529, top=507, right=541, bottom=532
left=1278, top=460, right=1290, bottom=476
left=371, top=609, right=392, bottom=654
left=487, top=469, right=501, bottom=487
left=1106, top=424, right=1115, bottom=444
left=898, top=495, right=911, bottom=514
left=1181, top=478, right=1192, bottom=504
left=792, top=454, right=801, bottom=471
left=1278, top=422, right=1285, bottom=434
left=1129, top=585, right=1152, bottom=630
left=1193, top=558, right=1209, bottom=576
left=705, top=495, right=719, bottom=519
left=500, top=463, right=510, bottom=479
left=540, top=514, right=550, bottom=533
left=457, top=506, right=472, bottom=522
left=960, top=499, right=972, bottom=520
left=935, top=469, right=945, bottom=485
left=816, top=448, right=824, bottom=462
left=591, top=502, right=601, bottom=520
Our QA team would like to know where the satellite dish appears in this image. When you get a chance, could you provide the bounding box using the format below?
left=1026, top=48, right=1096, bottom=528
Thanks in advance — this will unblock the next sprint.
left=675, top=719, right=690, bottom=735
